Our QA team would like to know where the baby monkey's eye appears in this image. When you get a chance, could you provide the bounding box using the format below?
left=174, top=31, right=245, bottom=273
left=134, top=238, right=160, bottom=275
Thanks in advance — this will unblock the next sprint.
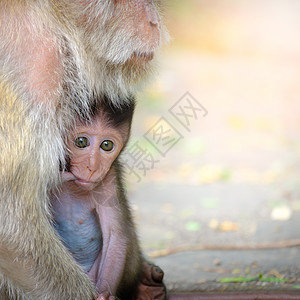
left=74, top=137, right=89, bottom=148
left=100, top=140, right=114, bottom=152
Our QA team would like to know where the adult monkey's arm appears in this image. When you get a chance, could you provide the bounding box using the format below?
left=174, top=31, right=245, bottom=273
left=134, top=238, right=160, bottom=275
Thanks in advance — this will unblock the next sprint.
left=0, top=79, right=97, bottom=299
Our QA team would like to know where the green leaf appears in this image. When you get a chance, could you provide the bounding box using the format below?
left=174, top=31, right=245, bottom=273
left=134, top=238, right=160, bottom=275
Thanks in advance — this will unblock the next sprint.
left=201, top=197, right=219, bottom=209
left=259, top=277, right=288, bottom=283
left=219, top=277, right=256, bottom=283
left=258, top=274, right=288, bottom=282
left=185, top=221, right=201, bottom=231
left=292, top=285, right=300, bottom=289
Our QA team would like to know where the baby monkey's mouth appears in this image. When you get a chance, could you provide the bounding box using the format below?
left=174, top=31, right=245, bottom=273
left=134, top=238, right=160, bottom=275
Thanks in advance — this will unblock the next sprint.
left=74, top=178, right=97, bottom=190
left=131, top=51, right=154, bottom=61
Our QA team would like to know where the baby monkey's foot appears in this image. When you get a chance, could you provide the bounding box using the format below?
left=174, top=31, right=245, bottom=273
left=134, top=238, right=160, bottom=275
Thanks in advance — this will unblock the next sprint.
left=136, top=261, right=167, bottom=300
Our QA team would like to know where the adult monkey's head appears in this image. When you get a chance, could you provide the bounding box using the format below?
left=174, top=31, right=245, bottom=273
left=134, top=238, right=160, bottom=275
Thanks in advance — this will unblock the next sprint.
left=79, top=0, right=164, bottom=63
left=59, top=0, right=169, bottom=102
left=0, top=1, right=167, bottom=106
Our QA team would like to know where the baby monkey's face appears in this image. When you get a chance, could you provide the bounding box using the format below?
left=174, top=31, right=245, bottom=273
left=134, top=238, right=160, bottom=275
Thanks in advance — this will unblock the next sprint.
left=66, top=117, right=127, bottom=191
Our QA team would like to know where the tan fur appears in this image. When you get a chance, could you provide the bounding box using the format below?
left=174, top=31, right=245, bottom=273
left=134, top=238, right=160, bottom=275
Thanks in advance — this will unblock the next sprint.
left=0, top=1, right=166, bottom=299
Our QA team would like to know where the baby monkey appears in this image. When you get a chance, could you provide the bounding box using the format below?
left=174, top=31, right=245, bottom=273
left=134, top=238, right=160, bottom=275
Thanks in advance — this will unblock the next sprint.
left=51, top=100, right=166, bottom=300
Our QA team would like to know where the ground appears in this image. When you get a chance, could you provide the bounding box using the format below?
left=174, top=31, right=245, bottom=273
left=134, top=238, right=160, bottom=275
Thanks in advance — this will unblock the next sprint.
left=122, top=0, right=300, bottom=297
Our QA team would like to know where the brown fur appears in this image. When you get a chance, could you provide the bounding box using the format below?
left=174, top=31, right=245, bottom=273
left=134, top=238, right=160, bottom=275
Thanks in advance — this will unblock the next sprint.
left=0, top=1, right=166, bottom=299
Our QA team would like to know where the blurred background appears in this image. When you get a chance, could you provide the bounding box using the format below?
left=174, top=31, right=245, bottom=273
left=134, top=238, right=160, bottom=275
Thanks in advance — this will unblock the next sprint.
left=123, top=0, right=300, bottom=261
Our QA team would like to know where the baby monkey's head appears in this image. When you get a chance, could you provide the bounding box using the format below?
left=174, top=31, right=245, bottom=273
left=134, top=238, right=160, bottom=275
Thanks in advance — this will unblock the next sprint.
left=66, top=99, right=135, bottom=190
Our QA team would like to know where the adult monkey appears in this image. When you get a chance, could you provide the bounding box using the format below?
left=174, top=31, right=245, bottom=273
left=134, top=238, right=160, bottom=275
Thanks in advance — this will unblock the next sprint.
left=0, top=1, right=167, bottom=299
